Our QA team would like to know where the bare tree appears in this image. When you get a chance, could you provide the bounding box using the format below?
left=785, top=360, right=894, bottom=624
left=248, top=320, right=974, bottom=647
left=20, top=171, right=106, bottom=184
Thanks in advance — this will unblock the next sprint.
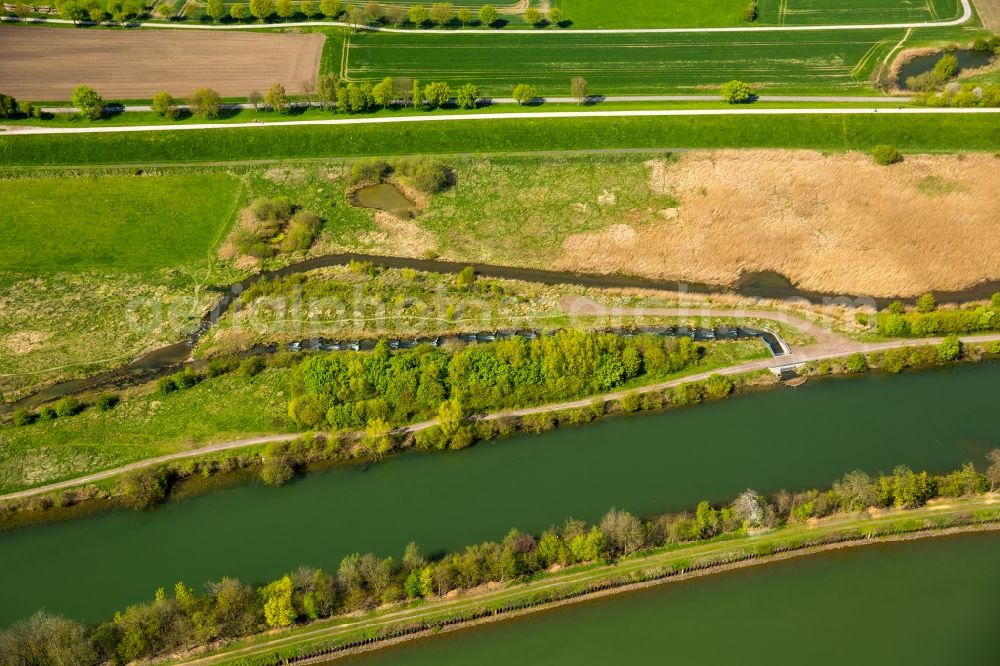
left=300, top=79, right=317, bottom=107
left=987, top=448, right=1000, bottom=492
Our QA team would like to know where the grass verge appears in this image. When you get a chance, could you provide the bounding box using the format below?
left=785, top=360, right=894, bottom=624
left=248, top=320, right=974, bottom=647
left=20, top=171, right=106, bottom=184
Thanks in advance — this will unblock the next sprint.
left=3, top=114, right=999, bottom=167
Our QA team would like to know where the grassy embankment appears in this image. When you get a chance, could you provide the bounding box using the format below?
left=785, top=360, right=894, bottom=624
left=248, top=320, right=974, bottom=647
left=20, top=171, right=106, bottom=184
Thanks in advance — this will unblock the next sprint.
left=158, top=495, right=1000, bottom=665
left=3, top=114, right=999, bottom=168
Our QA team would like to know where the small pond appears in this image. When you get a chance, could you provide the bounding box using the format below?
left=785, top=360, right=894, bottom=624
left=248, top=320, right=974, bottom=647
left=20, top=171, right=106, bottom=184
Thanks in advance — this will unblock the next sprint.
left=352, top=183, right=419, bottom=218
left=898, top=49, right=994, bottom=89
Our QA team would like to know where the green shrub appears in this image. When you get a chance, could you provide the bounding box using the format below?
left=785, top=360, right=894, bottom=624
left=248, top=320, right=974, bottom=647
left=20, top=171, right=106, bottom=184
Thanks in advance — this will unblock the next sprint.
left=96, top=393, right=120, bottom=411
left=54, top=396, right=83, bottom=417
left=234, top=228, right=278, bottom=259
left=415, top=425, right=447, bottom=450
left=937, top=334, right=962, bottom=362
left=742, top=0, right=757, bottom=21
left=721, top=80, right=753, bottom=104
left=239, top=355, right=267, bottom=377
left=251, top=196, right=294, bottom=223
left=398, top=157, right=451, bottom=193
left=157, top=376, right=178, bottom=394
left=704, top=374, right=735, bottom=399
left=845, top=353, right=869, bottom=373
left=206, top=356, right=239, bottom=378
left=349, top=159, right=391, bottom=186
left=11, top=408, right=35, bottom=426
left=38, top=406, right=57, bottom=421
left=873, top=145, right=902, bottom=165
left=281, top=211, right=322, bottom=252
left=916, top=292, right=936, bottom=313
left=619, top=392, right=641, bottom=413
left=118, top=467, right=170, bottom=510
left=172, top=367, right=201, bottom=390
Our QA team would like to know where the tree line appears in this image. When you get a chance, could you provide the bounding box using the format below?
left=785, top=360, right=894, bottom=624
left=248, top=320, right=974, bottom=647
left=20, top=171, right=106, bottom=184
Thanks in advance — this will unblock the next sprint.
left=873, top=292, right=1000, bottom=338
left=3, top=457, right=998, bottom=664
left=196, top=1, right=565, bottom=28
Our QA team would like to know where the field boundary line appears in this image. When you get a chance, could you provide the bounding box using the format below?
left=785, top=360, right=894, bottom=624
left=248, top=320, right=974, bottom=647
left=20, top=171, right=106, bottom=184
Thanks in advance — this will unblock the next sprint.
left=0, top=0, right=974, bottom=34
left=881, top=27, right=913, bottom=68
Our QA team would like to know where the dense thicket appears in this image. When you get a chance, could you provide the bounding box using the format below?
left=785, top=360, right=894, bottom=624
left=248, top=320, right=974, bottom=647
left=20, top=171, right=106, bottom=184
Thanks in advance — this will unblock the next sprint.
left=288, top=331, right=701, bottom=431
left=3, top=459, right=994, bottom=665
left=875, top=295, right=1000, bottom=338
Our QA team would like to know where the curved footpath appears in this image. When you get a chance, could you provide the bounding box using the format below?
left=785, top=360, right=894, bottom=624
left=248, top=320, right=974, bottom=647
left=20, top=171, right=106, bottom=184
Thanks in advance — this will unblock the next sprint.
left=0, top=0, right=973, bottom=33
left=5, top=107, right=999, bottom=136
left=4, top=300, right=999, bottom=502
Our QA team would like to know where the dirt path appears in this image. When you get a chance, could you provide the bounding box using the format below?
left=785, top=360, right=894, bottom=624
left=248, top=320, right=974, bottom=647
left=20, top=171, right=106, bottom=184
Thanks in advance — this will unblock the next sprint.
left=5, top=302, right=999, bottom=502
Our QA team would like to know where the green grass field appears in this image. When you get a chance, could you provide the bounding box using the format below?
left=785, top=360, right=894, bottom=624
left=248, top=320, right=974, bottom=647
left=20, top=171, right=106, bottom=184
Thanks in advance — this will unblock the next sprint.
left=0, top=369, right=292, bottom=493
left=556, top=0, right=749, bottom=28
left=2, top=114, right=998, bottom=167
left=344, top=29, right=904, bottom=95
left=756, top=0, right=959, bottom=25
left=0, top=173, right=241, bottom=273
left=556, top=0, right=960, bottom=27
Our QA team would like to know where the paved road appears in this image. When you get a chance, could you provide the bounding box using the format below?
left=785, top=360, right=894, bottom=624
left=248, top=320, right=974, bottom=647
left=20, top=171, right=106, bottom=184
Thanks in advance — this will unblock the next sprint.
left=38, top=95, right=912, bottom=115
left=6, top=107, right=997, bottom=136
left=5, top=300, right=999, bottom=502
left=0, top=0, right=972, bottom=33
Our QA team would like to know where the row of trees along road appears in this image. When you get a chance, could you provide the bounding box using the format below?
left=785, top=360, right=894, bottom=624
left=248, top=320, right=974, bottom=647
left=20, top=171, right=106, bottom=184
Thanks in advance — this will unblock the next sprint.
left=200, top=1, right=565, bottom=27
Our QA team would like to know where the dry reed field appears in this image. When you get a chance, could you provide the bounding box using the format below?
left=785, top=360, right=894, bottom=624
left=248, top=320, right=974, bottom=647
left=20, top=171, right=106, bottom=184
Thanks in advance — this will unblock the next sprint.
left=558, top=151, right=1000, bottom=297
left=0, top=27, right=324, bottom=100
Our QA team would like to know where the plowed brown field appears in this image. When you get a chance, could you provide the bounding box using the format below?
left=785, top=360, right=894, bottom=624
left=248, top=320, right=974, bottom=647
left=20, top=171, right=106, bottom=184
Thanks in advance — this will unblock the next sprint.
left=0, top=26, right=324, bottom=100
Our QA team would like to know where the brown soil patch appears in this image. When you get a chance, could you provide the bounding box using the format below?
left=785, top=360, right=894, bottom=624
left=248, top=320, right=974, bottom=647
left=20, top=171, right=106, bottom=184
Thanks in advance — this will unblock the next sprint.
left=3, top=331, right=51, bottom=354
left=971, top=0, right=1000, bottom=32
left=0, top=26, right=324, bottom=100
left=361, top=211, right=437, bottom=257
left=558, top=150, right=1000, bottom=297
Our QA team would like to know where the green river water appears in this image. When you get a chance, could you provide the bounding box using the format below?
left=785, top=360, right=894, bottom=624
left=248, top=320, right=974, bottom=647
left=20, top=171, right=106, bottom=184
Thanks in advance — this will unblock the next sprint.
left=1, top=363, right=997, bottom=626
left=340, top=531, right=1000, bottom=666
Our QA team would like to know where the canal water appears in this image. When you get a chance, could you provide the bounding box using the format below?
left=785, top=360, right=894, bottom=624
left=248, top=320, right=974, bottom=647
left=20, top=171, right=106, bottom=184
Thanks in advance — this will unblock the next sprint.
left=340, top=530, right=1000, bottom=666
left=0, top=362, right=996, bottom=625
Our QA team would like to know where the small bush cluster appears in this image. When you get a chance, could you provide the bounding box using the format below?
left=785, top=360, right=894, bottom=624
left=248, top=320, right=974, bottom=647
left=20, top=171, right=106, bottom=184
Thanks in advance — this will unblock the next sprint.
left=7, top=391, right=121, bottom=427
left=917, top=83, right=1000, bottom=108
left=872, top=144, right=902, bottom=165
left=349, top=158, right=453, bottom=194
left=234, top=196, right=322, bottom=259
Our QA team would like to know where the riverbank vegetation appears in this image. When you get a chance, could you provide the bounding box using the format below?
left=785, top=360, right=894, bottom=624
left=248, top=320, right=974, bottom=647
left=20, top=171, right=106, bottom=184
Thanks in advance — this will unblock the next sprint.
left=3, top=458, right=996, bottom=665
left=0, top=332, right=767, bottom=496
left=5, top=339, right=1000, bottom=521
left=870, top=292, right=1000, bottom=337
